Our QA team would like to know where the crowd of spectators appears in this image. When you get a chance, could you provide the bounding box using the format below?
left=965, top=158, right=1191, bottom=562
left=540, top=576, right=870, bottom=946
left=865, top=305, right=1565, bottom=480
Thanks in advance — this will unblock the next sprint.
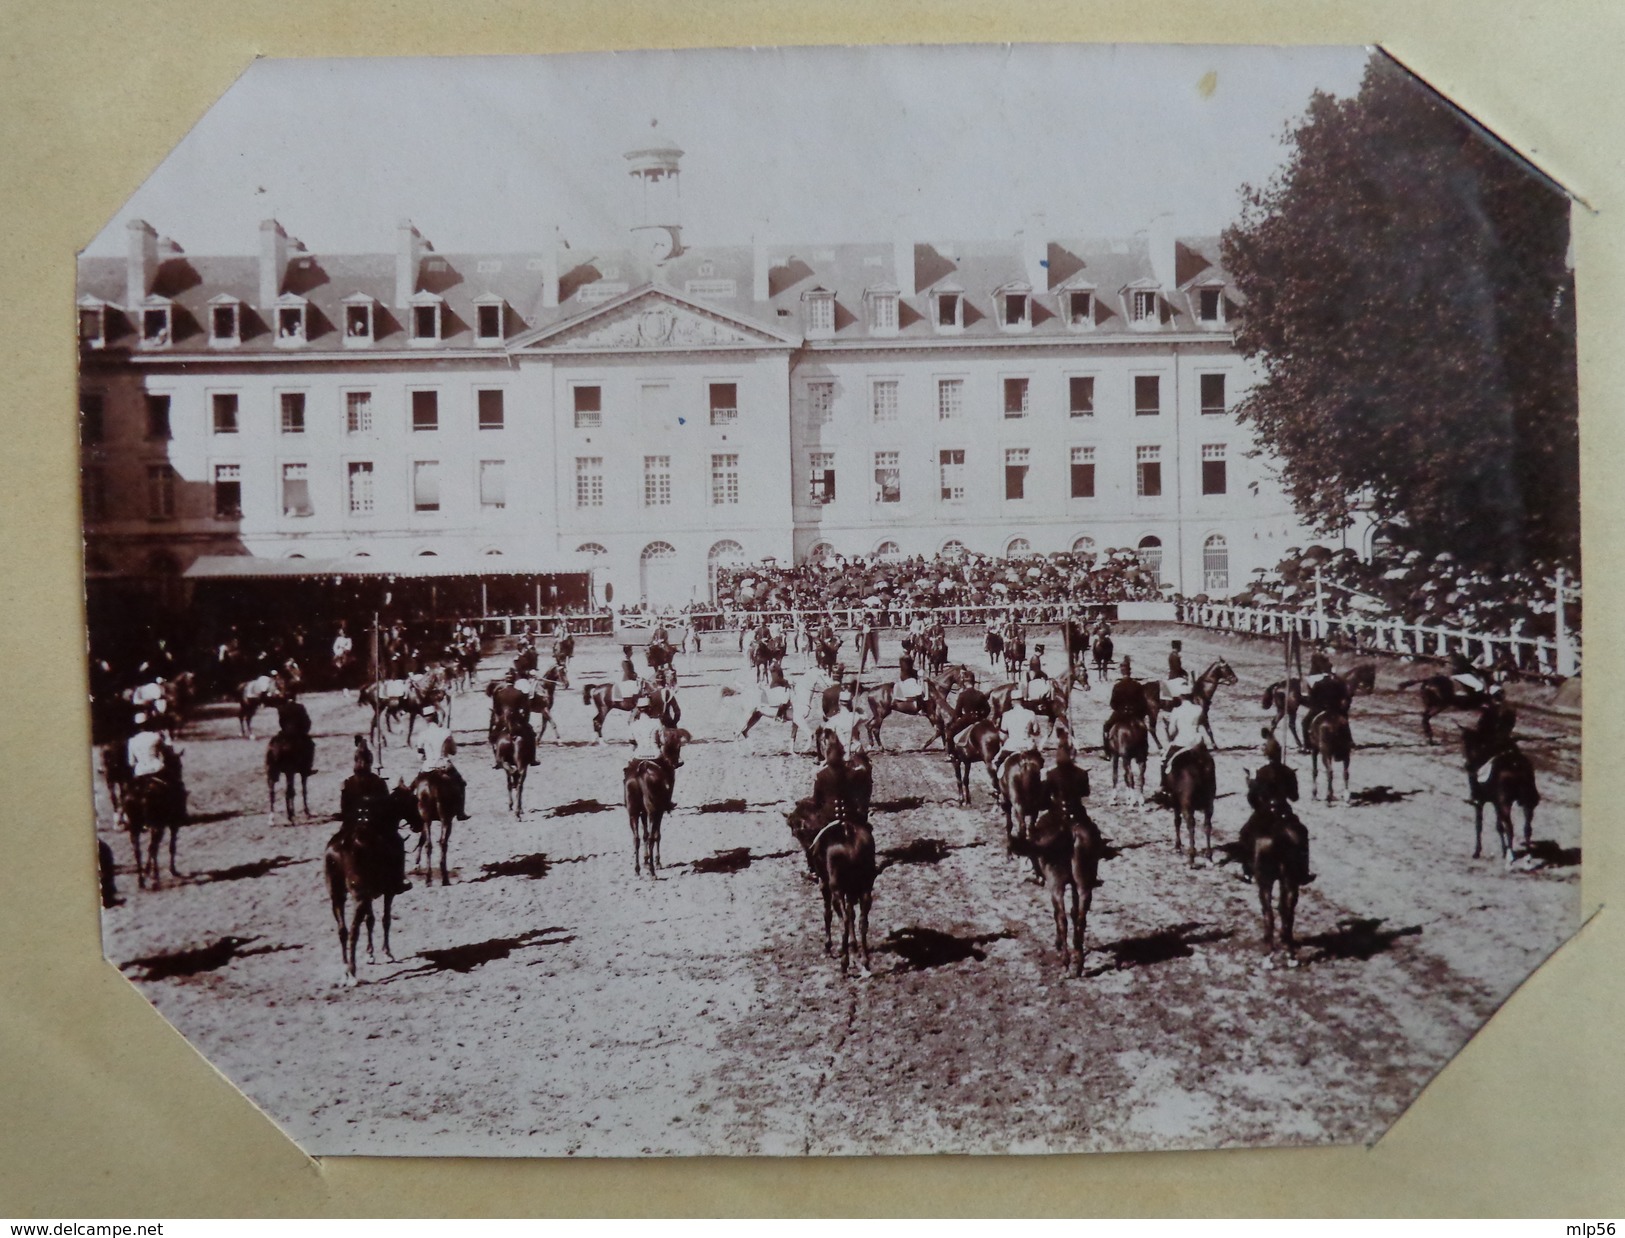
left=712, top=548, right=1164, bottom=617
left=1208, top=546, right=1579, bottom=641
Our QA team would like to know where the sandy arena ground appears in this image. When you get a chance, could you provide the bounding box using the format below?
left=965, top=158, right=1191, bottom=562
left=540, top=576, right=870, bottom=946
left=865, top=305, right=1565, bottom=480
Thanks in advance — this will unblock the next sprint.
left=94, top=623, right=1580, bottom=1156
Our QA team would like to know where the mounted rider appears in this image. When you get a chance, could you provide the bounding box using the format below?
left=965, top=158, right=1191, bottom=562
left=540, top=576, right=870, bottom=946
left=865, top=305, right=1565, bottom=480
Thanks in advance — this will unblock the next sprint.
left=1101, top=657, right=1148, bottom=753
left=1238, top=730, right=1314, bottom=885
left=821, top=687, right=863, bottom=757
left=488, top=670, right=540, bottom=768
left=126, top=711, right=186, bottom=821
left=1300, top=663, right=1354, bottom=750
left=1164, top=639, right=1190, bottom=703
left=1024, top=642, right=1051, bottom=702
left=1449, top=648, right=1493, bottom=696
left=1305, top=640, right=1334, bottom=687
left=339, top=742, right=411, bottom=895
left=413, top=703, right=470, bottom=821
left=740, top=663, right=795, bottom=737
left=991, top=692, right=1043, bottom=775
left=895, top=645, right=924, bottom=706
left=1158, top=684, right=1208, bottom=788
left=614, top=644, right=641, bottom=703
left=624, top=696, right=667, bottom=780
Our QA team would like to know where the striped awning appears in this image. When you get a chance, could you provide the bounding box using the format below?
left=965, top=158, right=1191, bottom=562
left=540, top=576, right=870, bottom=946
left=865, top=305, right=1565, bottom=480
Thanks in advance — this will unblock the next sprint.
left=183, top=554, right=584, bottom=581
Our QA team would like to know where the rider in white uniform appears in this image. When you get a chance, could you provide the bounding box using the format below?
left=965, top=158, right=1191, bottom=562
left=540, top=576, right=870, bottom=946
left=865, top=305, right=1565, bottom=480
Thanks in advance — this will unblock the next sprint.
left=823, top=690, right=862, bottom=756
left=993, top=697, right=1043, bottom=771
left=414, top=705, right=469, bottom=820
left=1159, top=689, right=1208, bottom=784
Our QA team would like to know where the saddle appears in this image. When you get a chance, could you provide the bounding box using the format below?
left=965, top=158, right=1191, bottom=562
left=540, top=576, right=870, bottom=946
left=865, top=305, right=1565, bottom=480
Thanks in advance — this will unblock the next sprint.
left=1024, top=678, right=1050, bottom=701
left=380, top=679, right=408, bottom=702
left=613, top=679, right=640, bottom=702
left=896, top=677, right=924, bottom=700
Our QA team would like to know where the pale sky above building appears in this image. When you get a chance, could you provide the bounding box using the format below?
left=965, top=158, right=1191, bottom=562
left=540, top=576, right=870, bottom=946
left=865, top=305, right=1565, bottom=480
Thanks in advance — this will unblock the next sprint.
left=83, top=44, right=1372, bottom=258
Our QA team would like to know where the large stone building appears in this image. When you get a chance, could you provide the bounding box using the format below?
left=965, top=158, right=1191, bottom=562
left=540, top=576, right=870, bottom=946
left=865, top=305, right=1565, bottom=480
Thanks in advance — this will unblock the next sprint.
left=76, top=142, right=1324, bottom=612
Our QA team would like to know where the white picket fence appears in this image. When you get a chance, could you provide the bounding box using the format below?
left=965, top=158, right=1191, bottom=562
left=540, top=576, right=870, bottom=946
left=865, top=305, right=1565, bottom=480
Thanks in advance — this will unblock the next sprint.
left=1174, top=598, right=1580, bottom=679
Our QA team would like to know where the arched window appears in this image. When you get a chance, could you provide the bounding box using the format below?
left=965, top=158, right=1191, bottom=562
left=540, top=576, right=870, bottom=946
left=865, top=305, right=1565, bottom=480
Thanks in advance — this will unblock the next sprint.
left=1137, top=535, right=1163, bottom=584
left=640, top=541, right=679, bottom=606
left=285, top=553, right=306, bottom=561
left=351, top=550, right=372, bottom=558
left=1203, top=534, right=1229, bottom=593
left=707, top=539, right=746, bottom=600
left=482, top=548, right=503, bottom=556
left=417, top=550, right=438, bottom=557
left=1071, top=536, right=1096, bottom=556
left=940, top=539, right=967, bottom=563
left=874, top=540, right=902, bottom=561
left=807, top=542, right=834, bottom=566
left=1004, top=537, right=1031, bottom=559
left=575, top=542, right=608, bottom=559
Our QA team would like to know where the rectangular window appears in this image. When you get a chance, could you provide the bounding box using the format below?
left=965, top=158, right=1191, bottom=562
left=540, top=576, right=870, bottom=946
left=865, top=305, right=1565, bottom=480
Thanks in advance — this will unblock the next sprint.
left=345, top=305, right=372, bottom=339
left=211, top=393, right=239, bottom=434
left=711, top=453, right=740, bottom=505
left=285, top=463, right=314, bottom=517
left=1069, top=376, right=1095, bottom=418
left=411, top=390, right=439, bottom=432
left=476, top=303, right=503, bottom=340
left=807, top=296, right=834, bottom=334
left=280, top=392, right=306, bottom=434
left=1132, top=290, right=1159, bottom=322
left=142, top=308, right=170, bottom=344
left=1004, top=447, right=1030, bottom=501
left=1004, top=293, right=1028, bottom=326
left=936, top=293, right=959, bottom=327
left=871, top=293, right=898, bottom=332
left=574, top=385, right=602, bottom=429
left=871, top=379, right=898, bottom=423
left=413, top=460, right=441, bottom=513
left=80, top=393, right=104, bottom=444
left=939, top=449, right=966, bottom=502
left=145, top=393, right=171, bottom=440
left=477, top=389, right=505, bottom=431
left=575, top=457, right=603, bottom=508
left=213, top=463, right=242, bottom=519
left=479, top=460, right=507, bottom=511
left=1200, top=372, right=1227, bottom=415
left=211, top=305, right=237, bottom=341
left=1134, top=375, right=1161, bottom=416
left=277, top=306, right=305, bottom=340
left=81, top=465, right=107, bottom=520
left=146, top=465, right=175, bottom=519
left=346, top=391, right=373, bottom=434
left=1136, top=446, right=1163, bottom=498
left=643, top=455, right=672, bottom=507
left=343, top=462, right=370, bottom=516
left=412, top=304, right=439, bottom=340
left=79, top=308, right=104, bottom=345
left=1199, top=287, right=1224, bottom=322
left=809, top=452, right=835, bottom=504
left=807, top=380, right=834, bottom=425
left=937, top=378, right=963, bottom=421
left=1070, top=446, right=1096, bottom=499
left=709, top=382, right=739, bottom=426
left=1003, top=377, right=1030, bottom=418
left=874, top=451, right=901, bottom=504
left=1202, top=443, right=1228, bottom=495
left=1068, top=290, right=1093, bottom=326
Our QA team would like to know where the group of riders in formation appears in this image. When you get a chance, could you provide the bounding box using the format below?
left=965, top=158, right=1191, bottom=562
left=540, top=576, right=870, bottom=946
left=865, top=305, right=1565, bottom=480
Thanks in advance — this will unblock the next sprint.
left=98, top=601, right=1541, bottom=974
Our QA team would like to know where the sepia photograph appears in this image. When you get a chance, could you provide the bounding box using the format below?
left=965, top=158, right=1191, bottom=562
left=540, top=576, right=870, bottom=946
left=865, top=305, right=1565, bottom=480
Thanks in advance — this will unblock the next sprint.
left=75, top=43, right=1581, bottom=1158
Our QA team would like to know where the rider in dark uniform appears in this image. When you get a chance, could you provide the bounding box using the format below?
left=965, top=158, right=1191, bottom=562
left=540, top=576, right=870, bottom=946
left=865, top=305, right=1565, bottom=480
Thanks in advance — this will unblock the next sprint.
left=619, top=644, right=638, bottom=686
left=339, top=742, right=411, bottom=895
left=1101, top=658, right=1149, bottom=754
left=897, top=648, right=917, bottom=684
left=1168, top=639, right=1186, bottom=682
left=1238, top=728, right=1313, bottom=884
left=1300, top=671, right=1353, bottom=752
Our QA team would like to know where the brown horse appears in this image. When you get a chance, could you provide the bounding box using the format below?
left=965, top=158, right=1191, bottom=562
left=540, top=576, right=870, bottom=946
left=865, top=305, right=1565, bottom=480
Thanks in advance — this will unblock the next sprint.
left=264, top=698, right=315, bottom=826
left=623, top=726, right=690, bottom=876
left=1461, top=726, right=1540, bottom=868
left=1308, top=710, right=1352, bottom=803
left=493, top=712, right=537, bottom=819
left=1238, top=794, right=1308, bottom=967
left=1265, top=665, right=1375, bottom=747
left=1009, top=796, right=1103, bottom=978
left=584, top=681, right=678, bottom=741
left=998, top=749, right=1046, bottom=864
left=1144, top=658, right=1238, bottom=749
left=123, top=763, right=185, bottom=890
left=784, top=798, right=876, bottom=977
left=1400, top=660, right=1511, bottom=744
left=324, top=782, right=418, bottom=983
left=1165, top=746, right=1216, bottom=866
left=1104, top=716, right=1149, bottom=807
left=948, top=719, right=1003, bottom=807
left=409, top=769, right=461, bottom=886
left=986, top=672, right=1081, bottom=733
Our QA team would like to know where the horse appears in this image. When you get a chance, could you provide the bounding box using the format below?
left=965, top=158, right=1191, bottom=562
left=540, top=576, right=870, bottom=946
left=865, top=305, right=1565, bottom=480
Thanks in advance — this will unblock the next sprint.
left=1008, top=797, right=1103, bottom=978
left=949, top=719, right=1003, bottom=807
left=1091, top=633, right=1115, bottom=683
left=646, top=638, right=678, bottom=687
left=784, top=796, right=876, bottom=977
left=1400, top=668, right=1508, bottom=744
left=814, top=634, right=842, bottom=676
left=324, top=782, right=419, bottom=983
left=1238, top=793, right=1308, bottom=968
left=751, top=634, right=786, bottom=684
left=1461, top=725, right=1540, bottom=868
left=815, top=727, right=873, bottom=826
left=492, top=712, right=537, bottom=819
left=122, top=759, right=186, bottom=890
left=584, top=680, right=678, bottom=741
left=1308, top=710, right=1352, bottom=803
left=409, top=769, right=461, bottom=886
left=986, top=672, right=1080, bottom=735
left=1104, top=716, right=1149, bottom=807
left=1003, top=627, right=1027, bottom=678
left=238, top=671, right=284, bottom=738
left=264, top=698, right=316, bottom=826
left=998, top=749, right=1047, bottom=871
left=1165, top=746, right=1216, bottom=866
left=983, top=627, right=1004, bottom=670
left=623, top=726, right=689, bottom=877
left=1145, top=658, right=1238, bottom=748
left=922, top=626, right=949, bottom=676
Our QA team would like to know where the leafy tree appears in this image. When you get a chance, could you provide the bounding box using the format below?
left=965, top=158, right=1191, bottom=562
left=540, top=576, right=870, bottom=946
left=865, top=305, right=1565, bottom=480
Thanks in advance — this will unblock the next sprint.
left=1222, top=54, right=1578, bottom=574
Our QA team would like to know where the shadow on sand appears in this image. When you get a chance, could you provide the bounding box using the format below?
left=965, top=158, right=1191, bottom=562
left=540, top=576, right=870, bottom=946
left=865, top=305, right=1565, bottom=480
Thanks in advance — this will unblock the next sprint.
left=881, top=926, right=1011, bottom=971
left=1300, top=916, right=1423, bottom=962
left=1084, top=921, right=1233, bottom=976
left=124, top=935, right=304, bottom=981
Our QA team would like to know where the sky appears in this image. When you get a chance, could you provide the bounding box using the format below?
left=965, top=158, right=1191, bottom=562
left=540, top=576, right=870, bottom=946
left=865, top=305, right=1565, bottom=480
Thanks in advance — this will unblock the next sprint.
left=83, top=44, right=1373, bottom=258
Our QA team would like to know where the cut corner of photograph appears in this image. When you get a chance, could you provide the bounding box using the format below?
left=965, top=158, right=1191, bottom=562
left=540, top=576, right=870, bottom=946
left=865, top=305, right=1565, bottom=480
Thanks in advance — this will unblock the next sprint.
left=76, top=41, right=1580, bottom=1160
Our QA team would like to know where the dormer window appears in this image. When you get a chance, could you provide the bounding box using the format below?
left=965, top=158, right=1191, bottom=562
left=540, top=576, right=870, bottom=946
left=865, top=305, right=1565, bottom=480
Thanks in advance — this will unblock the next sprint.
left=1197, top=286, right=1226, bottom=324
left=1065, top=289, right=1095, bottom=328
left=864, top=286, right=899, bottom=336
left=342, top=294, right=375, bottom=347
left=139, top=298, right=172, bottom=348
left=473, top=296, right=505, bottom=345
left=77, top=298, right=107, bottom=349
left=409, top=292, right=443, bottom=346
left=932, top=287, right=964, bottom=332
left=1131, top=288, right=1160, bottom=325
left=803, top=287, right=835, bottom=338
left=207, top=296, right=241, bottom=348
left=996, top=283, right=1032, bottom=331
left=274, top=293, right=308, bottom=346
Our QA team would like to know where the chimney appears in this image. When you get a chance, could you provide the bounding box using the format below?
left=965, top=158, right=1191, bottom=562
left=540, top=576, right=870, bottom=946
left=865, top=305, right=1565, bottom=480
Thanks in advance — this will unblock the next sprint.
left=259, top=219, right=288, bottom=310
left=540, top=226, right=559, bottom=309
left=1022, top=213, right=1047, bottom=290
left=1147, top=213, right=1178, bottom=290
left=125, top=219, right=158, bottom=309
left=396, top=218, right=424, bottom=308
left=752, top=225, right=771, bottom=302
left=893, top=218, right=915, bottom=295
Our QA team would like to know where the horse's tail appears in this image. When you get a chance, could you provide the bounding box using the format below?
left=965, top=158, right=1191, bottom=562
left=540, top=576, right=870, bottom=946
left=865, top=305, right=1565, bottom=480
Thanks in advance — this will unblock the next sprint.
left=1260, top=683, right=1277, bottom=709
left=582, top=684, right=594, bottom=705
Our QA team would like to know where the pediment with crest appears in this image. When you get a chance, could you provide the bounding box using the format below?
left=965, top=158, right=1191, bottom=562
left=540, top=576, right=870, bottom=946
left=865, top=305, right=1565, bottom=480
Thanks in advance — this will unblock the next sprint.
left=510, top=285, right=799, bottom=353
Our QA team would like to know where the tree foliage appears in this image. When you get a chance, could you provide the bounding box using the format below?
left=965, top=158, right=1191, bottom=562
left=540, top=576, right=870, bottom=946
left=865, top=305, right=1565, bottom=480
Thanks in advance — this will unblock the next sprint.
left=1222, top=55, right=1579, bottom=573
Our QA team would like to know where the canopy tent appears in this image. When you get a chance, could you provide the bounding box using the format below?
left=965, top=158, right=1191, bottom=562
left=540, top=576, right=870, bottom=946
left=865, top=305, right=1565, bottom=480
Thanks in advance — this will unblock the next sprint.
left=183, top=553, right=575, bottom=581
